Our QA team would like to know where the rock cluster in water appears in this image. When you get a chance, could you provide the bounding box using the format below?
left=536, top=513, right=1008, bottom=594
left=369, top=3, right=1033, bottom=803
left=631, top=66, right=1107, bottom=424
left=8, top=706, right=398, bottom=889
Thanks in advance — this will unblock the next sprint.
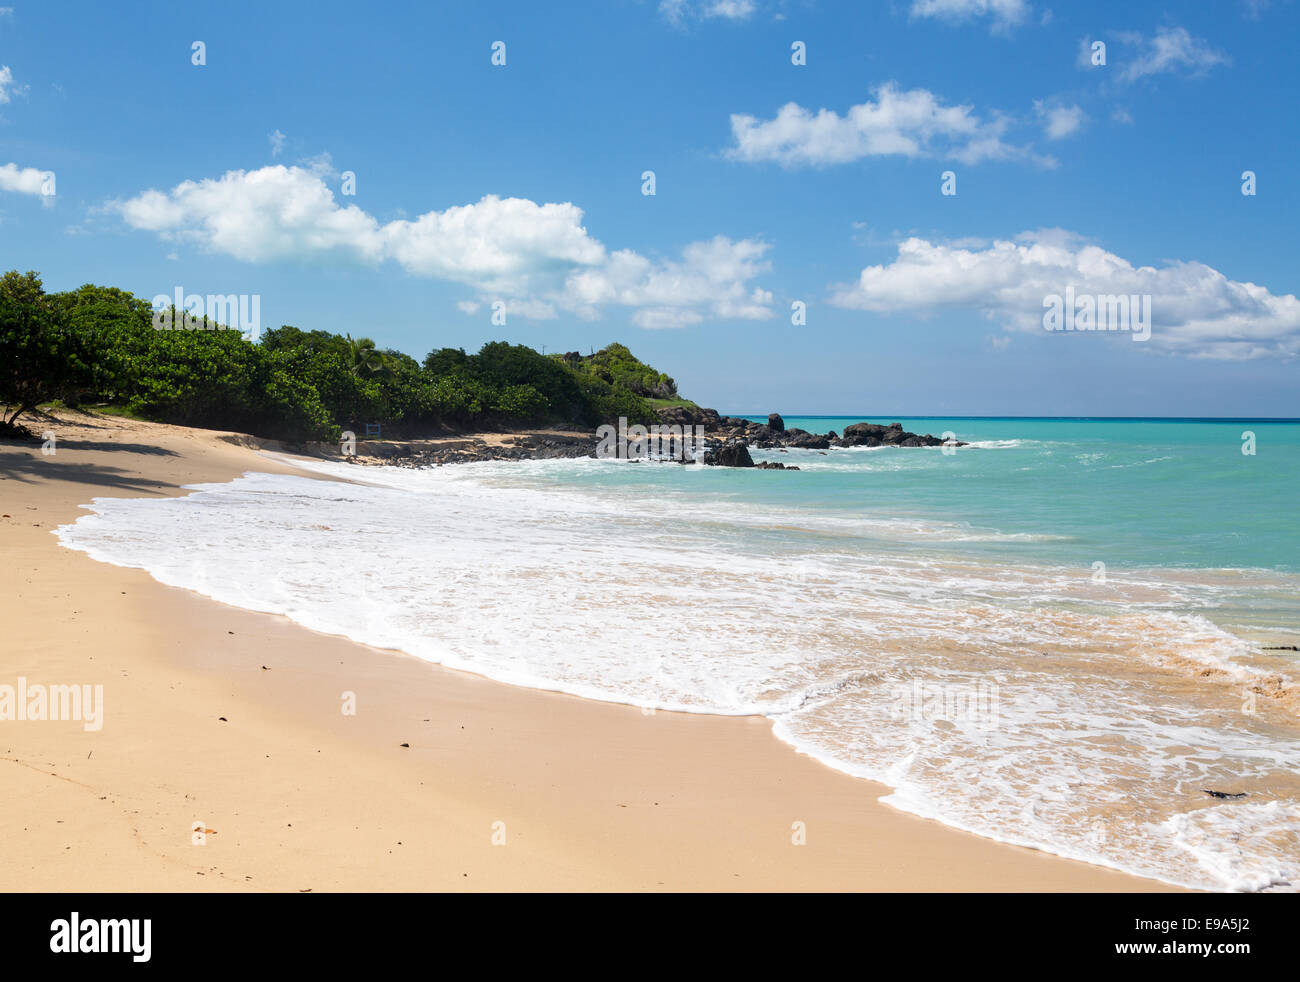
left=655, top=407, right=967, bottom=452
left=330, top=408, right=965, bottom=469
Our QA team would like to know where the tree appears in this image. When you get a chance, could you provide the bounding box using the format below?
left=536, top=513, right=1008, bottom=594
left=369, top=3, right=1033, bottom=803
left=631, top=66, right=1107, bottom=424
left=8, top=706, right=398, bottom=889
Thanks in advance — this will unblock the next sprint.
left=0, top=271, right=87, bottom=434
left=1, top=267, right=677, bottom=440
left=346, top=334, right=391, bottom=376
left=51, top=282, right=156, bottom=405
left=423, top=346, right=469, bottom=376
left=121, top=328, right=335, bottom=441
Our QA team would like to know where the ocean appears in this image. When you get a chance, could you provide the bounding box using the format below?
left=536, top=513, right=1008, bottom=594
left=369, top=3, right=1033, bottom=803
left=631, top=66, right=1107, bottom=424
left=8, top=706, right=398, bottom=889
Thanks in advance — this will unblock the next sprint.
left=55, top=417, right=1300, bottom=891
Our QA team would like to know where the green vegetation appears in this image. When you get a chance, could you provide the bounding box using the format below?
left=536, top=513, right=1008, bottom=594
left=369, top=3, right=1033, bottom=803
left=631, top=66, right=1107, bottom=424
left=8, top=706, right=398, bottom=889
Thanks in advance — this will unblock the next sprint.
left=647, top=396, right=698, bottom=410
left=0, top=271, right=673, bottom=441
left=555, top=343, right=679, bottom=401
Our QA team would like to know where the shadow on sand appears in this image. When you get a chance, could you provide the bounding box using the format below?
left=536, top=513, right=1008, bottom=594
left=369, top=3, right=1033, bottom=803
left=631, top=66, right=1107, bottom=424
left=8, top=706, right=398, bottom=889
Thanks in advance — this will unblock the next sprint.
left=0, top=451, right=176, bottom=495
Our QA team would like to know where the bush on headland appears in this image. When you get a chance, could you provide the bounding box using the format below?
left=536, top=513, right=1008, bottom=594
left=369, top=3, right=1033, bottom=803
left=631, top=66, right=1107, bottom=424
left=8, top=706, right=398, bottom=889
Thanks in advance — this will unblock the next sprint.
left=560, top=342, right=678, bottom=401
left=0, top=271, right=668, bottom=442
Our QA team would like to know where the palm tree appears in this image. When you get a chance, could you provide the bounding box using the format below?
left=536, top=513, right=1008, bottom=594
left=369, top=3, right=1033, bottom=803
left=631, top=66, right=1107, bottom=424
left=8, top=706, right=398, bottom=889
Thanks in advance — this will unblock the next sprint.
left=346, top=334, right=389, bottom=376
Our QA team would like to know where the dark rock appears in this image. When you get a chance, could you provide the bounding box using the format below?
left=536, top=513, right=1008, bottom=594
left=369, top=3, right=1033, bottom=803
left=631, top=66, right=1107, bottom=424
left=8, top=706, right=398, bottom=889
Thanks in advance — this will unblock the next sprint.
left=787, top=432, right=831, bottom=450
left=655, top=405, right=720, bottom=429
left=839, top=421, right=966, bottom=449
left=838, top=422, right=888, bottom=447
left=1201, top=790, right=1248, bottom=799
left=703, top=441, right=754, bottom=467
left=768, top=413, right=785, bottom=433
left=755, top=461, right=800, bottom=470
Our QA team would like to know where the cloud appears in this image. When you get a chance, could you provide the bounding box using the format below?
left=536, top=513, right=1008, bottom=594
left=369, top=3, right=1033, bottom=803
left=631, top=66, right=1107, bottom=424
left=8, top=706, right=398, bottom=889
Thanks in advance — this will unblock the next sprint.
left=1241, top=0, right=1279, bottom=19
left=703, top=0, right=756, bottom=17
left=115, top=166, right=386, bottom=265
left=909, top=0, right=1032, bottom=33
left=565, top=236, right=774, bottom=327
left=383, top=194, right=609, bottom=295
left=830, top=230, right=1300, bottom=359
left=726, top=84, right=1046, bottom=168
left=660, top=0, right=756, bottom=26
left=456, top=300, right=482, bottom=315
left=0, top=65, right=24, bottom=104
left=0, top=162, right=48, bottom=196
left=299, top=151, right=336, bottom=176
left=269, top=129, right=287, bottom=157
left=112, top=165, right=774, bottom=327
left=1034, top=101, right=1085, bottom=139
left=1118, top=26, right=1229, bottom=82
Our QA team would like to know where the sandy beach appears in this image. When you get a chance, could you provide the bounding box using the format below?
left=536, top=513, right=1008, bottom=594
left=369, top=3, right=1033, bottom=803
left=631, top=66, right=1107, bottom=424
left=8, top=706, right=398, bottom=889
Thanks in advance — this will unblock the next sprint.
left=0, top=410, right=1176, bottom=891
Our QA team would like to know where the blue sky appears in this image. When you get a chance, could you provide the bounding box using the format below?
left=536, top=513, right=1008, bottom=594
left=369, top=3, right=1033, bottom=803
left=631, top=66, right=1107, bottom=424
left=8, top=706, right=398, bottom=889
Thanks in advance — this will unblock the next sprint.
left=2, top=0, right=1297, bottom=415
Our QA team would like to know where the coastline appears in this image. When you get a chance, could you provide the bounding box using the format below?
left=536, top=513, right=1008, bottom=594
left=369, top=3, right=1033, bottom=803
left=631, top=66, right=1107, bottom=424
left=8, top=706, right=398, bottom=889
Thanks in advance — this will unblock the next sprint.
left=0, top=411, right=1178, bottom=891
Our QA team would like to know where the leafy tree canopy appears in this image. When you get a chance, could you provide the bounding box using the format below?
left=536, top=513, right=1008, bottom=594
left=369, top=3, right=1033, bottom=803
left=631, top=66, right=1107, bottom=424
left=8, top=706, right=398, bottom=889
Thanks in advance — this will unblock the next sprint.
left=1, top=271, right=673, bottom=441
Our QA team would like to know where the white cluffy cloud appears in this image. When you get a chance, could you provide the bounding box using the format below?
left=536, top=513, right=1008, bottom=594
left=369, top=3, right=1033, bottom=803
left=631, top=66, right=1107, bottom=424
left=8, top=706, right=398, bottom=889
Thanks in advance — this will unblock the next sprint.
left=116, top=166, right=385, bottom=265
left=0, top=162, right=48, bottom=195
left=1117, top=26, right=1229, bottom=82
left=566, top=236, right=774, bottom=328
left=909, top=0, right=1031, bottom=33
left=831, top=230, right=1300, bottom=359
left=660, top=0, right=756, bottom=26
left=727, top=84, right=1045, bottom=168
left=112, top=165, right=774, bottom=327
left=268, top=129, right=287, bottom=157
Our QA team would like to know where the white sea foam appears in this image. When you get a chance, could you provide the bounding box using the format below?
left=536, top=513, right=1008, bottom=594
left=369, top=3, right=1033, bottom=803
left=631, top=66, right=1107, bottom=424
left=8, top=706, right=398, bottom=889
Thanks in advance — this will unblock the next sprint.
left=55, top=456, right=1300, bottom=892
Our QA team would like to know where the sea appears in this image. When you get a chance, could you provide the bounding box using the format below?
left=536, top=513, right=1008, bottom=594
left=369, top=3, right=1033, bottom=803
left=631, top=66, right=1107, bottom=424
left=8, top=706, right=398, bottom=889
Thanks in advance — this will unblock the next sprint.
left=55, top=417, right=1300, bottom=891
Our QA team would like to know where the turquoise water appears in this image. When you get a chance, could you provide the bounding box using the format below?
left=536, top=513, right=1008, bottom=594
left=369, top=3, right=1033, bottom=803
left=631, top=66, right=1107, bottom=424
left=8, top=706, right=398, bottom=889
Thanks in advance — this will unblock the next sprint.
left=516, top=417, right=1300, bottom=642
left=761, top=418, right=1300, bottom=573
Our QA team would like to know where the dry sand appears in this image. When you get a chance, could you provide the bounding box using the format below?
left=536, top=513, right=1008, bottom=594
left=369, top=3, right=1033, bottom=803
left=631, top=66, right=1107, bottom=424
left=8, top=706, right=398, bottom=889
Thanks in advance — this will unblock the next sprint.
left=0, top=410, right=1176, bottom=891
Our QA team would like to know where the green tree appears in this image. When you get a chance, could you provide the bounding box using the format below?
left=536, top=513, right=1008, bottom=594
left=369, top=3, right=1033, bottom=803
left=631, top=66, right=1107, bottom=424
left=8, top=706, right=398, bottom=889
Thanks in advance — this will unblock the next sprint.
left=0, top=271, right=91, bottom=433
left=346, top=334, right=391, bottom=377
left=122, top=328, right=334, bottom=441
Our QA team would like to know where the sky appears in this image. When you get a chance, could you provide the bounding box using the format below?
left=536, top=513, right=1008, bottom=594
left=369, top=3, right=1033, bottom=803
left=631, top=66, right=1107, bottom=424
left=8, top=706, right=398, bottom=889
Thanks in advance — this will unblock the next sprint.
left=1, top=0, right=1297, bottom=416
